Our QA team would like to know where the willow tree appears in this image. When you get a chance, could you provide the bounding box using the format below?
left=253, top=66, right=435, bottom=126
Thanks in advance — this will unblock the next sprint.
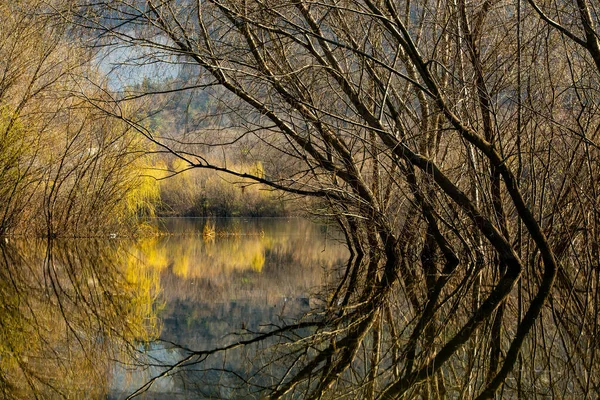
left=70, top=0, right=600, bottom=398
left=0, top=0, right=158, bottom=237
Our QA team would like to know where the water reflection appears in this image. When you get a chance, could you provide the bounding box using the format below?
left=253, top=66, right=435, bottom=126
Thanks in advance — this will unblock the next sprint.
left=0, top=218, right=346, bottom=398
left=115, top=218, right=349, bottom=398
left=0, top=239, right=160, bottom=399
left=0, top=219, right=347, bottom=398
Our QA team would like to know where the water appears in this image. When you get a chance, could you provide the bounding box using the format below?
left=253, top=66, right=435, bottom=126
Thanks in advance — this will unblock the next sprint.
left=0, top=218, right=348, bottom=399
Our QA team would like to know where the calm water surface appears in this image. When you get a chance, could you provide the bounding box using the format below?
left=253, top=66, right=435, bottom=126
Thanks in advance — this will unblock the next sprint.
left=113, top=218, right=348, bottom=398
left=0, top=218, right=348, bottom=399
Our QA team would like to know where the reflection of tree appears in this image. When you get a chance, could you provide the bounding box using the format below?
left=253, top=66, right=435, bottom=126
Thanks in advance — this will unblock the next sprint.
left=113, top=219, right=348, bottom=398
left=0, top=240, right=160, bottom=399
left=134, top=219, right=347, bottom=283
left=70, top=0, right=600, bottom=398
left=145, top=219, right=345, bottom=338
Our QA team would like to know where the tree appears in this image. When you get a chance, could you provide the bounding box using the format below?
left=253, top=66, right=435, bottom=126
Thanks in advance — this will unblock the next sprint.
left=69, top=0, right=600, bottom=397
left=0, top=0, right=158, bottom=238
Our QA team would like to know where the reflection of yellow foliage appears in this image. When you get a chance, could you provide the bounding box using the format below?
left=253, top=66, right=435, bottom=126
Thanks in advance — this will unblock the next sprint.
left=251, top=251, right=265, bottom=272
left=129, top=230, right=271, bottom=279
left=123, top=238, right=165, bottom=340
left=0, top=239, right=162, bottom=399
left=128, top=219, right=348, bottom=282
left=134, top=237, right=169, bottom=271
left=172, top=253, right=190, bottom=278
left=123, top=259, right=162, bottom=340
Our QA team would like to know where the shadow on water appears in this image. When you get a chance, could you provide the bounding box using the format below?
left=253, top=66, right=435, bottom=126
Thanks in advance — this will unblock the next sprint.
left=0, top=218, right=348, bottom=399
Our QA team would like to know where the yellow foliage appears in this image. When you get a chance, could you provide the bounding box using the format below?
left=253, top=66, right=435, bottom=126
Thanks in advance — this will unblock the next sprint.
left=124, top=171, right=161, bottom=218
left=172, top=253, right=190, bottom=278
left=132, top=237, right=169, bottom=271
left=0, top=239, right=162, bottom=398
left=0, top=0, right=165, bottom=237
left=250, top=251, right=265, bottom=272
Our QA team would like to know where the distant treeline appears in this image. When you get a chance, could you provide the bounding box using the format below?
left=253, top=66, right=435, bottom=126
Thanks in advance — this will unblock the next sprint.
left=129, top=77, right=302, bottom=218
left=153, top=158, right=290, bottom=217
